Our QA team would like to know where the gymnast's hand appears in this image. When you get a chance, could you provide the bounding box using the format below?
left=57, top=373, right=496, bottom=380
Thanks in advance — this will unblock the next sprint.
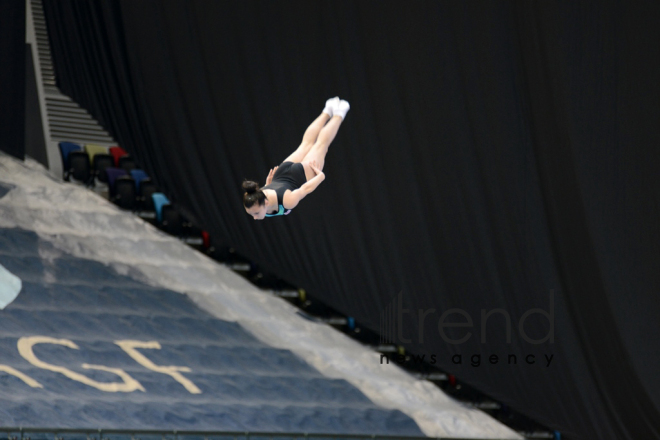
left=265, top=166, right=278, bottom=185
left=309, top=160, right=324, bottom=177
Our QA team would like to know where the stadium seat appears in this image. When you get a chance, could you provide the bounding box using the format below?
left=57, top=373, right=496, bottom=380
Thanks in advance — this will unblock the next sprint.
left=151, top=192, right=170, bottom=223
left=201, top=230, right=211, bottom=249
left=66, top=151, right=91, bottom=184
left=134, top=179, right=157, bottom=221
left=139, top=179, right=157, bottom=211
left=58, top=142, right=82, bottom=174
left=160, top=204, right=183, bottom=235
left=108, top=146, right=128, bottom=166
left=113, top=176, right=137, bottom=210
left=139, top=178, right=156, bottom=197
left=181, top=221, right=204, bottom=248
left=105, top=167, right=128, bottom=196
left=130, top=169, right=149, bottom=191
left=93, top=153, right=114, bottom=183
left=84, top=144, right=109, bottom=163
left=118, top=155, right=136, bottom=171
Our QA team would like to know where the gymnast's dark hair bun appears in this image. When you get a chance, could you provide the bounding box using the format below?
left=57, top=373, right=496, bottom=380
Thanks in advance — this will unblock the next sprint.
left=242, top=180, right=266, bottom=208
left=242, top=180, right=259, bottom=194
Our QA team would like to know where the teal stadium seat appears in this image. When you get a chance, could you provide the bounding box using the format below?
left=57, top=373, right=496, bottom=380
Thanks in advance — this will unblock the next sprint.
left=151, top=192, right=171, bottom=222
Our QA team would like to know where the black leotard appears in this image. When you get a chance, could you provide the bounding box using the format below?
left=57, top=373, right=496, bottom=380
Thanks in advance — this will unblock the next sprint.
left=262, top=161, right=307, bottom=216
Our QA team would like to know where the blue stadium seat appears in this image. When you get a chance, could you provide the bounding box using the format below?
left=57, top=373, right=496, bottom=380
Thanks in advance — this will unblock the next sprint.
left=67, top=151, right=91, bottom=184
left=58, top=142, right=82, bottom=174
left=130, top=169, right=149, bottom=191
left=151, top=192, right=171, bottom=222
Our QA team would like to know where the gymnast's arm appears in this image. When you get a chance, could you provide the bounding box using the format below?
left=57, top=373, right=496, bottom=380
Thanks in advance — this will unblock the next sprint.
left=283, top=170, right=325, bottom=209
left=265, top=166, right=278, bottom=185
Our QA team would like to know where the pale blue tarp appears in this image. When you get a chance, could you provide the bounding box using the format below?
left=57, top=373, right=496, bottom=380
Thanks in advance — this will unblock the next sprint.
left=0, top=263, right=20, bottom=309
left=0, top=227, right=422, bottom=434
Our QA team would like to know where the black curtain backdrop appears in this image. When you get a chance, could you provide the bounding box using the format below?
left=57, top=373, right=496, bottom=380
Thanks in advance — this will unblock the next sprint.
left=42, top=1, right=660, bottom=439
left=0, top=0, right=26, bottom=159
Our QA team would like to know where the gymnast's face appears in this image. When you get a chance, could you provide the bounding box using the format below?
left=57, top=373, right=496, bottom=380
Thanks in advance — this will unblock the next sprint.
left=246, top=203, right=267, bottom=220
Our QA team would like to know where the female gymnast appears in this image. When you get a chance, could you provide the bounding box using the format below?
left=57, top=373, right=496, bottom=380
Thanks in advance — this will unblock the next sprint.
left=242, top=97, right=350, bottom=220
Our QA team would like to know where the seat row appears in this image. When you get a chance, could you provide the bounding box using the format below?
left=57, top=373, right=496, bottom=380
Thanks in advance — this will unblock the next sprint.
left=58, top=142, right=209, bottom=250
left=59, top=142, right=138, bottom=184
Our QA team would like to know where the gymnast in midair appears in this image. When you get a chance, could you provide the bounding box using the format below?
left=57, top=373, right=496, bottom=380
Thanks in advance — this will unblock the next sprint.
left=242, top=97, right=350, bottom=219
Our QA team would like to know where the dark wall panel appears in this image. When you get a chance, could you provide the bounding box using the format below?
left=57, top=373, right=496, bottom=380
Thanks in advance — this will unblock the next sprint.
left=0, top=0, right=26, bottom=159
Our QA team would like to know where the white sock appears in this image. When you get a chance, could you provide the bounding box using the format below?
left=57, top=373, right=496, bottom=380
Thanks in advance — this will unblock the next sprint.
left=333, top=99, right=350, bottom=120
left=323, top=96, right=339, bottom=117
